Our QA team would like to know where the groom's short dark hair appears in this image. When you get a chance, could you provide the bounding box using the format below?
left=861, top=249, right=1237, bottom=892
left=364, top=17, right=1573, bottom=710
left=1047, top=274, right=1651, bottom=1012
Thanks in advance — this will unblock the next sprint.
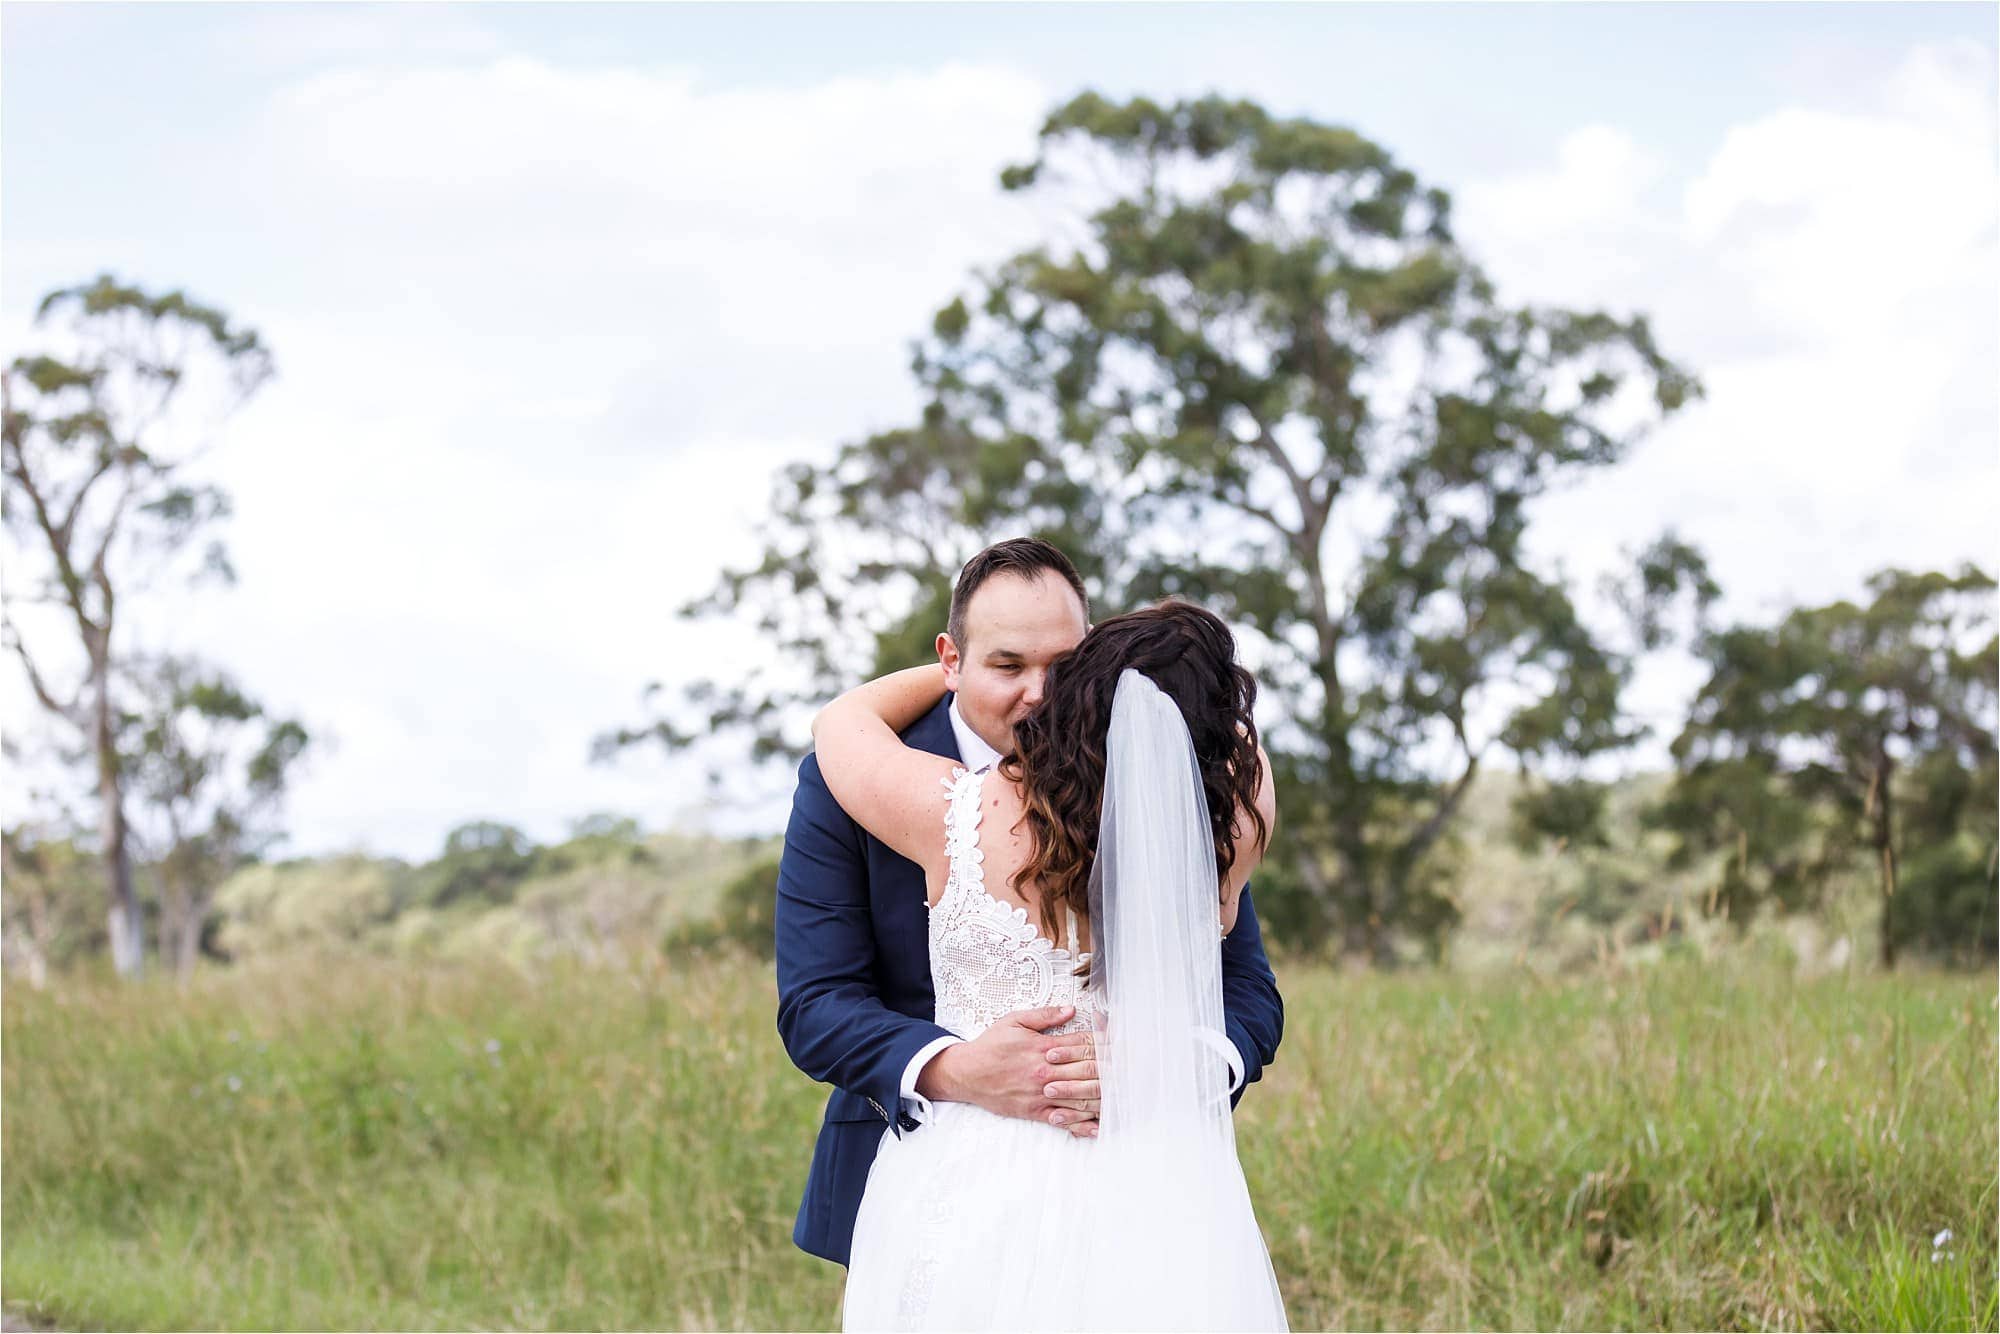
left=947, top=538, right=1090, bottom=650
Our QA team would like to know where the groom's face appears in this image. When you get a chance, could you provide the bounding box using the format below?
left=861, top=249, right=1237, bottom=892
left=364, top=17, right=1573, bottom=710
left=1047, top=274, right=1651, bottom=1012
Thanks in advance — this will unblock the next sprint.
left=937, top=572, right=1089, bottom=756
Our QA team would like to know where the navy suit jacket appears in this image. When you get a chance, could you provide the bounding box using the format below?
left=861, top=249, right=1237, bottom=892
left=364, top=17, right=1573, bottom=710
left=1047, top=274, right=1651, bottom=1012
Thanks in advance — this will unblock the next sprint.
left=775, top=694, right=1285, bottom=1266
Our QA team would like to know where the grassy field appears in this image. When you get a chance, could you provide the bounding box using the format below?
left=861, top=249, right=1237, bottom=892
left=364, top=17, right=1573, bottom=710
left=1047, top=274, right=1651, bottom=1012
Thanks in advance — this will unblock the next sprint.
left=3, top=953, right=1993, bottom=1332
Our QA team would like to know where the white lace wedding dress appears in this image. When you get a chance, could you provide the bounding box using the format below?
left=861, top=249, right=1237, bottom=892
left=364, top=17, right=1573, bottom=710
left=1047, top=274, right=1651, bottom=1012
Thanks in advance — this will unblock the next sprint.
left=840, top=766, right=1287, bottom=1332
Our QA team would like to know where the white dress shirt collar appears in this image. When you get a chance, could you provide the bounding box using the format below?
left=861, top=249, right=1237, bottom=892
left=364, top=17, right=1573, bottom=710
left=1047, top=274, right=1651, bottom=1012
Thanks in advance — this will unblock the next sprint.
left=947, top=697, right=1003, bottom=772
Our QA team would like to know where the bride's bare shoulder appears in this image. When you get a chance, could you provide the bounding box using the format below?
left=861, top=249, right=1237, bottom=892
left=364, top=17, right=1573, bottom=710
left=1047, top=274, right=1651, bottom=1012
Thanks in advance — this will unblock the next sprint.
left=982, top=767, right=1032, bottom=831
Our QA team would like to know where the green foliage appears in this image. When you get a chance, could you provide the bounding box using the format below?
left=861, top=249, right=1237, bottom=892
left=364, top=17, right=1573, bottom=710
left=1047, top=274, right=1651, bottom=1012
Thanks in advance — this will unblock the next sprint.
left=664, top=854, right=782, bottom=959
left=1507, top=775, right=1615, bottom=854
left=608, top=93, right=1711, bottom=962
left=6, top=809, right=780, bottom=977
left=117, top=651, right=315, bottom=972
left=1651, top=565, right=1997, bottom=966
left=0, top=826, right=110, bottom=974
left=204, top=828, right=779, bottom=968
left=530, top=813, right=654, bottom=878
left=2, top=274, right=273, bottom=603
left=1887, top=745, right=2000, bottom=964
left=3, top=274, right=277, bottom=977
left=452, top=834, right=774, bottom=967
left=413, top=821, right=538, bottom=911
left=4, top=956, right=1992, bottom=1330
left=22, top=738, right=1983, bottom=983
left=212, top=855, right=401, bottom=956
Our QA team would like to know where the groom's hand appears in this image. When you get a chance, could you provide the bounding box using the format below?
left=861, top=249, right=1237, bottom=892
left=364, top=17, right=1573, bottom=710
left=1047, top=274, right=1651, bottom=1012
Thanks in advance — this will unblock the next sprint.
left=918, top=1003, right=1101, bottom=1138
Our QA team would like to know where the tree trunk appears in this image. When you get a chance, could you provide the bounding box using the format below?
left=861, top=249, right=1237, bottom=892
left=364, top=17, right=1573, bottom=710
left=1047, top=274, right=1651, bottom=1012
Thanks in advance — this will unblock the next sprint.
left=1873, top=756, right=1899, bottom=971
left=1336, top=877, right=1389, bottom=964
left=8, top=906, right=50, bottom=990
left=156, top=866, right=195, bottom=983
left=174, top=877, right=215, bottom=983
left=176, top=908, right=203, bottom=982
left=26, top=884, right=52, bottom=989
left=156, top=868, right=178, bottom=963
left=93, top=656, right=144, bottom=978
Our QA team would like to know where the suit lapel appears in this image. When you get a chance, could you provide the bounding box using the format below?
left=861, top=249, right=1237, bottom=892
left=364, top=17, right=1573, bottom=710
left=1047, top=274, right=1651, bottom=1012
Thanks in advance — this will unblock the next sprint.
left=900, top=693, right=964, bottom=763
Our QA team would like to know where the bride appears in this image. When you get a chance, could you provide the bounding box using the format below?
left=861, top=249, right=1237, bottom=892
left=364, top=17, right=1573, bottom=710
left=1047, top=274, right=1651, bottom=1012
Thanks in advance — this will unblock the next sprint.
left=811, top=598, right=1289, bottom=1332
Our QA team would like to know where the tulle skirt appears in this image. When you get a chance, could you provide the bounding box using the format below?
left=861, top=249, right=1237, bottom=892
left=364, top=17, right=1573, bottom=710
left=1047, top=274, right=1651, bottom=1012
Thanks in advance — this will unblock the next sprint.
left=841, top=1100, right=1288, bottom=1332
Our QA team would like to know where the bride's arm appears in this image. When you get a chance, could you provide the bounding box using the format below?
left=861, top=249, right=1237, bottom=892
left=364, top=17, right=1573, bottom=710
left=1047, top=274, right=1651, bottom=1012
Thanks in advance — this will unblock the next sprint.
left=1220, top=742, right=1276, bottom=936
left=812, top=665, right=962, bottom=866
left=821, top=663, right=950, bottom=736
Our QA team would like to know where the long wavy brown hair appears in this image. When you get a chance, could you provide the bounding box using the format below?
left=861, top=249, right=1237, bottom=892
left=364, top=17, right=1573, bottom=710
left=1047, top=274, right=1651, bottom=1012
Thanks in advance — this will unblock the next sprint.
left=997, top=599, right=1268, bottom=960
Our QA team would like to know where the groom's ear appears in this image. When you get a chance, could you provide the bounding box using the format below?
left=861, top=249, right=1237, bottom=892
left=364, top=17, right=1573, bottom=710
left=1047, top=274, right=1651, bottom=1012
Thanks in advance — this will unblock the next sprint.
left=937, top=631, right=962, bottom=691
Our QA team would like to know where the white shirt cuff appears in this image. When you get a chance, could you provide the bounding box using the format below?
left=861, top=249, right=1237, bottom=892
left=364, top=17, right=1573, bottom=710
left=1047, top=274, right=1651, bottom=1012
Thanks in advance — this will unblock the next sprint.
left=899, top=1034, right=965, bottom=1126
left=1193, top=1024, right=1246, bottom=1095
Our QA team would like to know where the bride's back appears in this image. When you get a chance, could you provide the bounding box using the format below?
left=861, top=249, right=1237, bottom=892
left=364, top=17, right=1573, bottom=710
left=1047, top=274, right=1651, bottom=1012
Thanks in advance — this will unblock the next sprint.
left=921, top=763, right=1099, bottom=1042
left=924, top=766, right=1094, bottom=960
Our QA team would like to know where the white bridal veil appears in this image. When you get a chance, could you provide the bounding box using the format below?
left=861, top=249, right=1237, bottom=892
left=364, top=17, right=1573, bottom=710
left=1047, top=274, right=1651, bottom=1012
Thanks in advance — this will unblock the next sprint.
left=1077, top=668, right=1289, bottom=1331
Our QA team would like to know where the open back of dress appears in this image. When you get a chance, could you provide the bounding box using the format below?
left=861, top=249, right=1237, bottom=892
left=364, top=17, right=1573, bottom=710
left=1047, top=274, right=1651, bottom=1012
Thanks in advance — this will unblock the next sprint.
left=840, top=762, right=1287, bottom=1333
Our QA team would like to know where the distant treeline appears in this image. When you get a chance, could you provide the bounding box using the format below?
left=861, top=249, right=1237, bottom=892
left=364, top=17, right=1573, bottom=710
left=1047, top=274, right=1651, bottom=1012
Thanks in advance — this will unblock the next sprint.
left=2, top=815, right=780, bottom=983
left=5, top=761, right=1991, bottom=986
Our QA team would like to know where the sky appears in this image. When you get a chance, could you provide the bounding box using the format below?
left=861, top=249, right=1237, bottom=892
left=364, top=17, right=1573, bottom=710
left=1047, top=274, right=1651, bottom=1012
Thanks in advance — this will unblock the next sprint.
left=3, top=2, right=1996, bottom=862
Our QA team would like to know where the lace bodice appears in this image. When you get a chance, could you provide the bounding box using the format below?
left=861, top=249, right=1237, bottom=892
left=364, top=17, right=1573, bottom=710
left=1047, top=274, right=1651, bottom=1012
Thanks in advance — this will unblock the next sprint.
left=930, top=766, right=1100, bottom=1040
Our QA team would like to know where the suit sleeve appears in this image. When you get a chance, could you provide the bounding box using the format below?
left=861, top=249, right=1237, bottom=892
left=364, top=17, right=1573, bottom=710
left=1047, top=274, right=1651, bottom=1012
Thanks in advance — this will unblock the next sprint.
left=1218, top=884, right=1284, bottom=1111
left=774, top=753, right=955, bottom=1138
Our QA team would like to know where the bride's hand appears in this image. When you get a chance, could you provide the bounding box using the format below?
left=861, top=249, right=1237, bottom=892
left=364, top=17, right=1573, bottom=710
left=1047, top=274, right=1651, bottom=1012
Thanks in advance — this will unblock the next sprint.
left=1042, top=1026, right=1100, bottom=1138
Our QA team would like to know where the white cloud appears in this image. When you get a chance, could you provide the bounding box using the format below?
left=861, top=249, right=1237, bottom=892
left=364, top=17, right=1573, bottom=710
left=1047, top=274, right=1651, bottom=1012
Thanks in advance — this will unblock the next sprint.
left=3, top=56, right=1056, bottom=856
left=1452, top=39, right=1998, bottom=763
left=1459, top=123, right=1668, bottom=242
left=235, top=57, right=1055, bottom=449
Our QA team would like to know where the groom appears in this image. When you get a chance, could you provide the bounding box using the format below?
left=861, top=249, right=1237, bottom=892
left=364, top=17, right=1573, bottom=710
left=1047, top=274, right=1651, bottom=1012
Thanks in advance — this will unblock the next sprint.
left=774, top=537, right=1286, bottom=1266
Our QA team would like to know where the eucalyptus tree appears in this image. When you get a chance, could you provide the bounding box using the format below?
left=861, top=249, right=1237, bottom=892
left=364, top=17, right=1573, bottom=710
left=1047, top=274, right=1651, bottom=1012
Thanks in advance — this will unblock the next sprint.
left=605, top=94, right=1709, bottom=958
left=120, top=652, right=312, bottom=979
left=1648, top=565, right=1997, bottom=967
left=1, top=276, right=272, bottom=975
left=0, top=822, right=103, bottom=987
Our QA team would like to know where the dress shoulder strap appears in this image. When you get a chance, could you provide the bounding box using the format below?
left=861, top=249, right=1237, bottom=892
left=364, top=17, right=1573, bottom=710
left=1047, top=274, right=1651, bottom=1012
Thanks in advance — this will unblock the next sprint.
left=938, top=766, right=987, bottom=896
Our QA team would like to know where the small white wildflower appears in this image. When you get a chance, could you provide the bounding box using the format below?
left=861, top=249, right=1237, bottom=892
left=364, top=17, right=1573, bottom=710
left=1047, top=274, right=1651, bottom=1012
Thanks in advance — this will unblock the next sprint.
left=225, top=1075, right=243, bottom=1093
left=484, top=1038, right=502, bottom=1055
left=1934, top=1229, right=1953, bottom=1249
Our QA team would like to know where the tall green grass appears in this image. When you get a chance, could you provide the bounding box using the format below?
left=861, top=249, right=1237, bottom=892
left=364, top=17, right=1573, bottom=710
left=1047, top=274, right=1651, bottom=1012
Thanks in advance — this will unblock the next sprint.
left=4, top=956, right=1993, bottom=1331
